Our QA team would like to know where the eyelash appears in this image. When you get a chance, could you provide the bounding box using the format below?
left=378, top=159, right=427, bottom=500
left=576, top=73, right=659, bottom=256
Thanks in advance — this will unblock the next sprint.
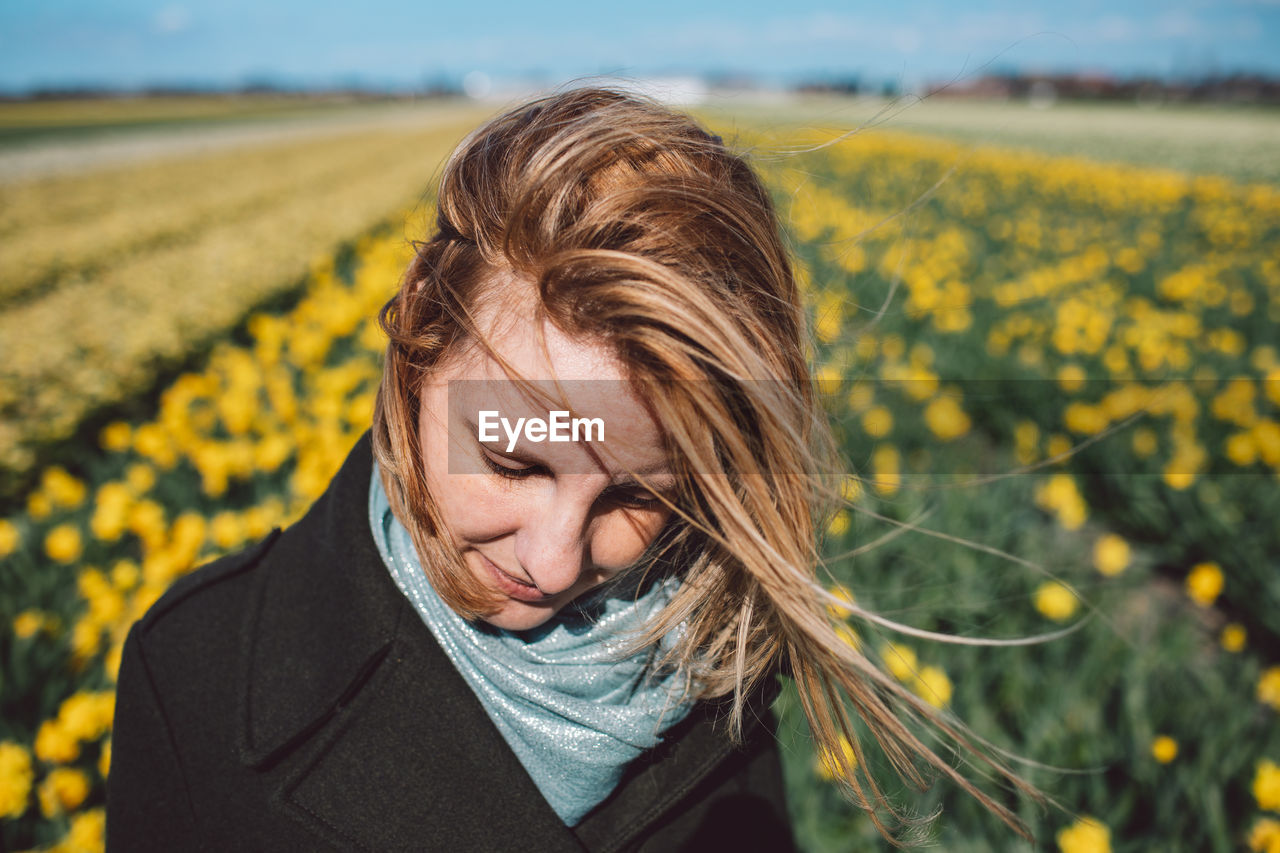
left=480, top=450, right=539, bottom=479
left=479, top=451, right=664, bottom=508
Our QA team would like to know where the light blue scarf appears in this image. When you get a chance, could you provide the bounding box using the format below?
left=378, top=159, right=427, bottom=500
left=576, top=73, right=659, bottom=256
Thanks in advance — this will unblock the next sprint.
left=367, top=462, right=695, bottom=825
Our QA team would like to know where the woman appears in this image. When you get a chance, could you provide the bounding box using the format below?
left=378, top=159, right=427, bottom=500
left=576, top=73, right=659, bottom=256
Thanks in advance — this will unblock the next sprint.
left=106, top=87, right=1034, bottom=850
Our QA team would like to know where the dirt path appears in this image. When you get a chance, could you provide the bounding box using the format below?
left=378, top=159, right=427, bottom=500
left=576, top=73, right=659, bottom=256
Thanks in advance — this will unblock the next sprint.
left=0, top=100, right=490, bottom=184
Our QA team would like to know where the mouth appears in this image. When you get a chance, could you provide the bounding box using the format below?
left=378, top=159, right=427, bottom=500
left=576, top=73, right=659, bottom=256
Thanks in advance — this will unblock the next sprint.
left=476, top=552, right=555, bottom=603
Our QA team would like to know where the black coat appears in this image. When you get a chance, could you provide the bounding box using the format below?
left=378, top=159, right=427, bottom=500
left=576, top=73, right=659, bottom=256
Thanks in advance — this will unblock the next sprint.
left=106, top=430, right=795, bottom=852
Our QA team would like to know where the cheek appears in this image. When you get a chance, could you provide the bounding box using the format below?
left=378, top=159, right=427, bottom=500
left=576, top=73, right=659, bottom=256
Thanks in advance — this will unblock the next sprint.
left=590, top=508, right=673, bottom=571
left=420, top=414, right=514, bottom=543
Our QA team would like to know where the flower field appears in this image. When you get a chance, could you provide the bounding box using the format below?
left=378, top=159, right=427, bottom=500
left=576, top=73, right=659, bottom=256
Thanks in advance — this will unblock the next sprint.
left=0, top=107, right=484, bottom=493
left=1, top=106, right=1278, bottom=851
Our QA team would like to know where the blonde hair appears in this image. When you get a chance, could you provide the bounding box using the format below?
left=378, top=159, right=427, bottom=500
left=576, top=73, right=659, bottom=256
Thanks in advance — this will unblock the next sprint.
left=372, top=85, right=1041, bottom=842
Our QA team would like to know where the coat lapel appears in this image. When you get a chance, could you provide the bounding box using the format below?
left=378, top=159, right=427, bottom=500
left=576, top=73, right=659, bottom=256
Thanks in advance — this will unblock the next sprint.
left=237, top=430, right=755, bottom=852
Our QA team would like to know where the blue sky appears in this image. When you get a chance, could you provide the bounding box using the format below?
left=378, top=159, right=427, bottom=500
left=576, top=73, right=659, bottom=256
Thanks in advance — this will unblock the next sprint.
left=1, top=0, right=1278, bottom=93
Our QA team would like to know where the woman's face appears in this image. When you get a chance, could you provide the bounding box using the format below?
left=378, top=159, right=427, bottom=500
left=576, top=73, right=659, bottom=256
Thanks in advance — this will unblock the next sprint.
left=416, top=296, right=677, bottom=632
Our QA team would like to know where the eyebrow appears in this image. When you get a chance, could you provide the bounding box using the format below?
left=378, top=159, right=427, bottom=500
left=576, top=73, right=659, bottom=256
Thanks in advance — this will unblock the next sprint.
left=463, top=416, right=674, bottom=487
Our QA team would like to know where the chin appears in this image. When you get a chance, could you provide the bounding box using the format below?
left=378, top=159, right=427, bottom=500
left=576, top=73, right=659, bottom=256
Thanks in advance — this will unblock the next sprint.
left=479, top=601, right=563, bottom=632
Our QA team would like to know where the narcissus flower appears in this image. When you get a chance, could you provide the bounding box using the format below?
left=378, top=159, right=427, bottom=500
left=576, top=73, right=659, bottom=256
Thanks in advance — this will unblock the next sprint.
left=0, top=518, right=19, bottom=557
left=1150, top=735, right=1178, bottom=764
left=1185, top=562, right=1224, bottom=607
left=1035, top=581, right=1079, bottom=622
left=38, top=767, right=90, bottom=817
left=1257, top=759, right=1280, bottom=811
left=1057, top=816, right=1111, bottom=853
left=1259, top=667, right=1280, bottom=710
left=912, top=665, right=953, bottom=708
left=881, top=642, right=918, bottom=682
left=1220, top=623, right=1247, bottom=653
left=44, top=524, right=83, bottom=564
left=0, top=741, right=34, bottom=819
left=1092, top=534, right=1130, bottom=577
left=815, top=734, right=857, bottom=781
left=861, top=406, right=893, bottom=438
left=13, top=610, right=43, bottom=639
left=1250, top=817, right=1280, bottom=853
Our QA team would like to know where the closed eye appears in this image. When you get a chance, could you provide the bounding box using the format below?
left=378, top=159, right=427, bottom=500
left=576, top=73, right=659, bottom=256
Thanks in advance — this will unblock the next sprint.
left=603, top=485, right=667, bottom=509
left=479, top=449, right=544, bottom=479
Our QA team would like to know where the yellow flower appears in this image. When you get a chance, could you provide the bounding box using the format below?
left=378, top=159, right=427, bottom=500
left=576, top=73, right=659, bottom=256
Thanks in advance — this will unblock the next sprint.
left=1163, top=466, right=1196, bottom=491
left=1057, top=815, right=1111, bottom=853
left=840, top=475, right=863, bottom=503
left=1251, top=817, right=1280, bottom=853
left=1057, top=363, right=1086, bottom=393
left=912, top=665, right=953, bottom=708
left=1226, top=432, right=1258, bottom=467
left=111, top=559, right=141, bottom=591
left=13, top=610, right=44, bottom=639
left=826, top=511, right=850, bottom=538
left=871, top=444, right=901, bottom=496
left=1014, top=420, right=1039, bottom=465
left=814, top=365, right=842, bottom=395
left=1035, top=581, right=1079, bottom=622
left=42, top=467, right=86, bottom=509
left=1220, top=623, right=1246, bottom=653
left=1044, top=433, right=1074, bottom=462
left=1185, top=562, right=1224, bottom=607
left=38, top=767, right=90, bottom=817
left=57, top=692, right=114, bottom=744
left=1260, top=667, right=1280, bottom=710
left=99, top=421, right=132, bottom=452
left=1150, top=735, right=1177, bottom=764
left=90, top=482, right=131, bottom=542
left=835, top=623, right=861, bottom=652
left=1064, top=403, right=1108, bottom=435
left=881, top=642, right=918, bottom=682
left=65, top=807, right=106, bottom=853
left=0, top=518, right=19, bottom=557
left=28, top=491, right=53, bottom=520
left=44, top=524, right=83, bottom=564
left=210, top=510, right=247, bottom=550
left=99, top=739, right=112, bottom=779
left=0, top=741, right=34, bottom=819
left=1131, top=427, right=1158, bottom=458
left=1092, top=534, right=1130, bottom=577
left=847, top=382, right=874, bottom=412
left=1034, top=473, right=1087, bottom=530
left=861, top=406, right=893, bottom=437
left=1256, top=759, right=1280, bottom=811
left=124, top=462, right=156, bottom=495
left=825, top=584, right=857, bottom=619
left=923, top=395, right=971, bottom=441
left=815, top=734, right=857, bottom=781
left=71, top=616, right=103, bottom=665
left=34, top=720, right=79, bottom=764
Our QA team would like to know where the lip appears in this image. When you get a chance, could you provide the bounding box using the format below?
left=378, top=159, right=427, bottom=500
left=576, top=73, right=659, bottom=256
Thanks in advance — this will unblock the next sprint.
left=476, top=552, right=554, bottom=603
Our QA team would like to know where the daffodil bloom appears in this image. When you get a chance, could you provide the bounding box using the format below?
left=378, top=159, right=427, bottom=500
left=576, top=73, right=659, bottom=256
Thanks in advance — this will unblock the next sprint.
left=0, top=741, right=34, bottom=819
left=1185, top=562, right=1224, bottom=607
left=1056, top=816, right=1111, bottom=853
left=1255, top=759, right=1280, bottom=811
left=1150, top=736, right=1177, bottom=764
left=1259, top=667, right=1280, bottom=710
left=1034, top=581, right=1079, bottom=622
left=1220, top=623, right=1247, bottom=653
left=1092, top=534, right=1131, bottom=577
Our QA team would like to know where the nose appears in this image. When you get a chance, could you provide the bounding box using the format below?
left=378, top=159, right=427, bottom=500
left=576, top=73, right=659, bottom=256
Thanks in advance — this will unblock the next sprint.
left=512, top=490, right=592, bottom=597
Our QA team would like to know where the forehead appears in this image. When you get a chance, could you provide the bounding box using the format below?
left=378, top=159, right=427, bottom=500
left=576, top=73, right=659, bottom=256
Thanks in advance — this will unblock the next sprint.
left=445, top=271, right=623, bottom=383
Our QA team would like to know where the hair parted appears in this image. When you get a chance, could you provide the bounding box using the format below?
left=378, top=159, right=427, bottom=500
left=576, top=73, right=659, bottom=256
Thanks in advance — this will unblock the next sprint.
left=372, top=84, right=1042, bottom=843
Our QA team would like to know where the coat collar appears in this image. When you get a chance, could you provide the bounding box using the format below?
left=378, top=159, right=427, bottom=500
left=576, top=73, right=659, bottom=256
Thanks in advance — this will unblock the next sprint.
left=236, top=430, right=766, bottom=851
